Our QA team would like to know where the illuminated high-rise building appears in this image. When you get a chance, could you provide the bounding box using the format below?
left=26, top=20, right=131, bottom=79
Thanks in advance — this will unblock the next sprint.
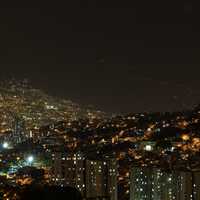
left=177, top=170, right=200, bottom=200
left=85, top=158, right=118, bottom=200
left=52, top=152, right=85, bottom=195
left=130, top=166, right=200, bottom=200
left=12, top=117, right=26, bottom=144
left=52, top=152, right=118, bottom=200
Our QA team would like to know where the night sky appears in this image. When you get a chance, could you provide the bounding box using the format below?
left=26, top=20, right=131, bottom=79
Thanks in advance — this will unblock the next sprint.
left=0, top=1, right=197, bottom=113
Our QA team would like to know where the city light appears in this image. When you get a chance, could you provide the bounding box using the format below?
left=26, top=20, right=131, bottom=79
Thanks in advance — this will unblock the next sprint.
left=181, top=134, right=190, bottom=141
left=144, top=145, right=153, bottom=151
left=26, top=155, right=34, bottom=164
left=2, top=142, right=9, bottom=149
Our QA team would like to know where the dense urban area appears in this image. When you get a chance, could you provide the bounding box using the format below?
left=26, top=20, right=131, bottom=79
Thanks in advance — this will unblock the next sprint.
left=0, top=80, right=200, bottom=200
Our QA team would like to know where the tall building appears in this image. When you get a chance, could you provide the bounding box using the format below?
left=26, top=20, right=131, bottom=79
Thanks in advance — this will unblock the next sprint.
left=52, top=152, right=118, bottom=200
left=12, top=117, right=26, bottom=144
left=85, top=159, right=118, bottom=200
left=107, top=159, right=118, bottom=200
left=130, top=167, right=151, bottom=200
left=130, top=166, right=200, bottom=200
left=177, top=170, right=200, bottom=200
left=51, top=152, right=85, bottom=195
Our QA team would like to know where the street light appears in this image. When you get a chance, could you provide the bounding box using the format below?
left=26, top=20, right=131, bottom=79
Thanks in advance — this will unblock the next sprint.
left=26, top=155, right=34, bottom=164
left=144, top=144, right=153, bottom=151
left=2, top=142, right=9, bottom=149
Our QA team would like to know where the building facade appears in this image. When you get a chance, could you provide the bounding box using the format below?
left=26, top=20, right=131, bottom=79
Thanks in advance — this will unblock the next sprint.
left=130, top=166, right=200, bottom=200
left=52, top=152, right=118, bottom=200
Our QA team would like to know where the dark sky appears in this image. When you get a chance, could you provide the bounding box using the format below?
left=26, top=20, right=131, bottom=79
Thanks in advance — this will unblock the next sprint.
left=0, top=1, right=198, bottom=113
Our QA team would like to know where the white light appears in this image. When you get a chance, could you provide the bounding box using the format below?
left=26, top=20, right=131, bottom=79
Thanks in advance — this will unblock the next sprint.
left=27, top=156, right=34, bottom=163
left=145, top=145, right=152, bottom=151
left=2, top=142, right=9, bottom=149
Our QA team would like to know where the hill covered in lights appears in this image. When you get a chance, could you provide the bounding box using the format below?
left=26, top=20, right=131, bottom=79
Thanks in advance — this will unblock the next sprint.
left=0, top=79, right=105, bottom=134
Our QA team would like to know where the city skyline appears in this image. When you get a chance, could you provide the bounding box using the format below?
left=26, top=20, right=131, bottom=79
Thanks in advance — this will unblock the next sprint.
left=1, top=1, right=198, bottom=200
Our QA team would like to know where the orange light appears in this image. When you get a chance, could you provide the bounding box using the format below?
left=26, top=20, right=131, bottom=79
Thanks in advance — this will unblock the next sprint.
left=182, top=134, right=190, bottom=141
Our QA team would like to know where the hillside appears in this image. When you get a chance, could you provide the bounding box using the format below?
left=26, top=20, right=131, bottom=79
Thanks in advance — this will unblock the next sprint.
left=0, top=79, right=105, bottom=133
